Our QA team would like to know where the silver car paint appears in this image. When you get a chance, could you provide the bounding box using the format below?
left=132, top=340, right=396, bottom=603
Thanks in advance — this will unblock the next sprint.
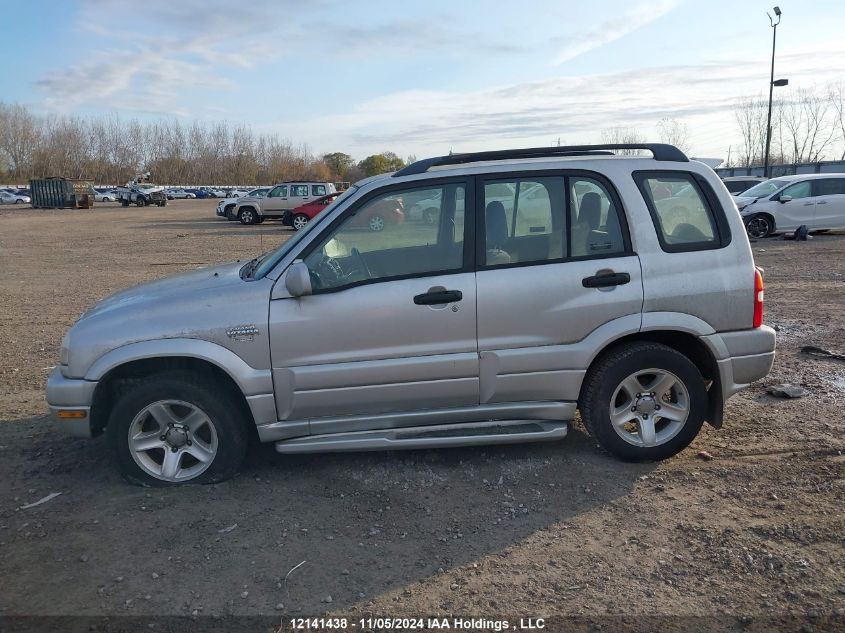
left=47, top=154, right=775, bottom=446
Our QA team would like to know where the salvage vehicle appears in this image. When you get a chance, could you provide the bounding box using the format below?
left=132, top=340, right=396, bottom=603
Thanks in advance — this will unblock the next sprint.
left=47, top=144, right=776, bottom=485
left=232, top=181, right=336, bottom=225
left=217, top=187, right=270, bottom=219
left=117, top=182, right=168, bottom=207
left=734, top=173, right=845, bottom=238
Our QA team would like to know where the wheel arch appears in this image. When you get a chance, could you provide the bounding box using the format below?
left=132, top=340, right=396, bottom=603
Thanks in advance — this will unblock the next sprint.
left=579, top=327, right=723, bottom=428
left=89, top=356, right=257, bottom=437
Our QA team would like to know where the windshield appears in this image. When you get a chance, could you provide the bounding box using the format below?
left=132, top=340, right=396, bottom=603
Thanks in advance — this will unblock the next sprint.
left=740, top=179, right=789, bottom=198
left=251, top=185, right=359, bottom=279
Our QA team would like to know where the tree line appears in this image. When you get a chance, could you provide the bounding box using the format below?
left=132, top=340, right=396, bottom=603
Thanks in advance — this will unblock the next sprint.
left=0, top=102, right=407, bottom=185
left=3, top=82, right=845, bottom=185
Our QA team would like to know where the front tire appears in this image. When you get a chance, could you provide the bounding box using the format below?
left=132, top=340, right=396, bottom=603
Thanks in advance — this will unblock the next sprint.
left=579, top=342, right=707, bottom=462
left=238, top=208, right=257, bottom=225
left=106, top=372, right=249, bottom=486
left=136, top=197, right=146, bottom=207
left=745, top=214, right=773, bottom=239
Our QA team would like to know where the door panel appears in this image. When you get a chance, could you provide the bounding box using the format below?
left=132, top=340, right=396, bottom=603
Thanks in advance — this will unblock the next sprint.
left=476, top=257, right=643, bottom=403
left=269, top=273, right=477, bottom=420
left=812, top=178, right=845, bottom=229
left=775, top=180, right=814, bottom=230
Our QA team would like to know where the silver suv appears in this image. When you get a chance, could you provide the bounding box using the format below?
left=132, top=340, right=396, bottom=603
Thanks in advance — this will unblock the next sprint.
left=47, top=144, right=776, bottom=485
left=232, top=181, right=336, bottom=224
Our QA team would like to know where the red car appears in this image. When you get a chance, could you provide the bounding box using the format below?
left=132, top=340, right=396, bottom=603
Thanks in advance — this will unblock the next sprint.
left=285, top=193, right=405, bottom=232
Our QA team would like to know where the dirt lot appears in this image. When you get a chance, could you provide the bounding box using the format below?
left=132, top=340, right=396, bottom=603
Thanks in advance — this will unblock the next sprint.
left=1, top=200, right=843, bottom=629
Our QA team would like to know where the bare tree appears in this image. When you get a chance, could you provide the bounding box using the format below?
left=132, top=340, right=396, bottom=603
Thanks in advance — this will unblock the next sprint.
left=828, top=82, right=845, bottom=160
left=779, top=88, right=836, bottom=163
left=600, top=127, right=646, bottom=154
left=656, top=117, right=690, bottom=153
left=733, top=96, right=769, bottom=168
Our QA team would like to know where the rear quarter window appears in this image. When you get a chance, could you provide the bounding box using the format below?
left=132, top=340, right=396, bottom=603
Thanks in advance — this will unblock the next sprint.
left=634, top=171, right=731, bottom=252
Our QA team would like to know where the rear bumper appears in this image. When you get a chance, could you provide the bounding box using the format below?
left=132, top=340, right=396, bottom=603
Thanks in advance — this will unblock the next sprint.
left=46, top=368, right=97, bottom=438
left=703, top=325, right=776, bottom=400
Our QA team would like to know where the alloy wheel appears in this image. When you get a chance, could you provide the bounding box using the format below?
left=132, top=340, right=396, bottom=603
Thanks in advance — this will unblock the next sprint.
left=608, top=368, right=689, bottom=447
left=127, top=399, right=218, bottom=482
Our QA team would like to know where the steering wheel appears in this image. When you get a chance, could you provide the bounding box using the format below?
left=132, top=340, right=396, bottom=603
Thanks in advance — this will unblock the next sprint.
left=310, top=255, right=346, bottom=289
left=351, top=247, right=372, bottom=279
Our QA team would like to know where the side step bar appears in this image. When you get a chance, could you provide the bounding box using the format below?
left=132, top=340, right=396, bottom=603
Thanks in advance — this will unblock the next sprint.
left=275, top=420, right=568, bottom=454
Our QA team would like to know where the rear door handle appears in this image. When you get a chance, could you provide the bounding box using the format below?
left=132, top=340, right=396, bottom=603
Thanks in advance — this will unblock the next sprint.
left=804, top=202, right=814, bottom=206
left=582, top=272, right=631, bottom=288
left=414, top=290, right=463, bottom=305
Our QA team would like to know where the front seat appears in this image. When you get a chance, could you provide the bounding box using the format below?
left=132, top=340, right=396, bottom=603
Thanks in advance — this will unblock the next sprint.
left=572, top=192, right=602, bottom=256
left=485, top=201, right=511, bottom=265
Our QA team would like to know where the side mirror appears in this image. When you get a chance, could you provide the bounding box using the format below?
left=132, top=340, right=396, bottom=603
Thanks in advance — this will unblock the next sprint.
left=778, top=195, right=792, bottom=203
left=285, top=261, right=312, bottom=297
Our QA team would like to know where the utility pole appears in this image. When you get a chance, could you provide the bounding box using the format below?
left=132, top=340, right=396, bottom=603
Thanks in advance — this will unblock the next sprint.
left=763, top=7, right=788, bottom=178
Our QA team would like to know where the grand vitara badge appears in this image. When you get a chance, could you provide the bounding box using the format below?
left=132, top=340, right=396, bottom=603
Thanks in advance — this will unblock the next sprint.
left=226, top=325, right=260, bottom=341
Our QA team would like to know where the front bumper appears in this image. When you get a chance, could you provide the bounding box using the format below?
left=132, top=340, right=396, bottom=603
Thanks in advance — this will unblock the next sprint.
left=46, top=368, right=97, bottom=438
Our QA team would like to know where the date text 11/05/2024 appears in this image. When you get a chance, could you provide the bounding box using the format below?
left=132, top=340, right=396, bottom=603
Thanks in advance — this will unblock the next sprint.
left=287, top=617, right=546, bottom=631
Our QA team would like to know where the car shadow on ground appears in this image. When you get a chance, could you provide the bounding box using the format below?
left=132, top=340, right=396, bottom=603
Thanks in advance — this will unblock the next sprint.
left=0, top=414, right=655, bottom=616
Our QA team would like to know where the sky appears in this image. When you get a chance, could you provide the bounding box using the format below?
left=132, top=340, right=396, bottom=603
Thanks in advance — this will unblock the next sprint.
left=2, top=0, right=845, bottom=162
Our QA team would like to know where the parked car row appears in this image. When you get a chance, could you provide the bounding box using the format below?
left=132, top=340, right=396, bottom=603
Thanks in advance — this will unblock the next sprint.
left=0, top=190, right=31, bottom=204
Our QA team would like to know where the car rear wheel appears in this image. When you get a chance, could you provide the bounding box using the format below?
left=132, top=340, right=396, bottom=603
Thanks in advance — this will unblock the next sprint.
left=107, top=372, right=249, bottom=486
left=368, top=214, right=385, bottom=232
left=423, top=208, right=438, bottom=225
left=292, top=213, right=310, bottom=230
left=579, top=342, right=707, bottom=462
left=136, top=197, right=146, bottom=207
left=238, top=208, right=257, bottom=225
left=745, top=214, right=773, bottom=239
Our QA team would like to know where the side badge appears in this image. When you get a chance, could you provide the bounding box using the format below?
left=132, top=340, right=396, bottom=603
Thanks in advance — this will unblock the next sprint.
left=226, top=325, right=260, bottom=342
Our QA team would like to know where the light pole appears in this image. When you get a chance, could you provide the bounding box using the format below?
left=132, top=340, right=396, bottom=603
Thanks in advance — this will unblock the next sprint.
left=763, top=6, right=788, bottom=178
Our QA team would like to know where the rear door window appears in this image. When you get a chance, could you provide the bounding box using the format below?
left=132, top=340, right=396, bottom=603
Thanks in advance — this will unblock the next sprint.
left=814, top=178, right=845, bottom=196
left=635, top=172, right=728, bottom=251
left=290, top=185, right=309, bottom=197
left=312, top=184, right=327, bottom=196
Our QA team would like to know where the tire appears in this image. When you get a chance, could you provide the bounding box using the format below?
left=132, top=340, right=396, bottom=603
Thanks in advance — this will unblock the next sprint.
left=238, top=207, right=257, bottom=225
left=121, top=199, right=129, bottom=207
left=579, top=342, right=707, bottom=462
left=15, top=199, right=23, bottom=204
left=745, top=214, right=773, bottom=239
left=136, top=197, right=146, bottom=207
left=106, top=371, right=249, bottom=486
left=368, top=214, right=385, bottom=232
left=292, top=213, right=309, bottom=230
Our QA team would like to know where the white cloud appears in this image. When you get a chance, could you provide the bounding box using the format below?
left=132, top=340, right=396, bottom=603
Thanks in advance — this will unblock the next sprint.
left=294, top=43, right=845, bottom=159
left=554, top=0, right=681, bottom=65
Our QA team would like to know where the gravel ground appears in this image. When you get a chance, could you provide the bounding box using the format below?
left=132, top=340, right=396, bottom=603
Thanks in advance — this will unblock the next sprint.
left=0, top=200, right=843, bottom=630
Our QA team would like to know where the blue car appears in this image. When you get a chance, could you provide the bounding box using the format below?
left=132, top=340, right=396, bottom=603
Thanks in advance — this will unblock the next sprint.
left=185, top=188, right=211, bottom=199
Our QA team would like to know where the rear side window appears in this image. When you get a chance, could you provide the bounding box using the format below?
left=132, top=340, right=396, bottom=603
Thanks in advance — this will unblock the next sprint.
left=312, top=184, right=327, bottom=196
left=815, top=178, right=845, bottom=196
left=290, top=185, right=309, bottom=197
left=634, top=172, right=729, bottom=252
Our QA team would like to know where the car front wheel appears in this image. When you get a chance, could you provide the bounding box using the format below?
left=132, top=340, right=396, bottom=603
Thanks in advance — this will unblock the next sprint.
left=579, top=342, right=707, bottom=462
left=107, top=372, right=249, bottom=485
left=238, top=208, right=257, bottom=225
left=745, top=214, right=773, bottom=239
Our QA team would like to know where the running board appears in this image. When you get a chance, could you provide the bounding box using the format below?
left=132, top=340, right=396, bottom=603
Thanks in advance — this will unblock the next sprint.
left=274, top=420, right=568, bottom=454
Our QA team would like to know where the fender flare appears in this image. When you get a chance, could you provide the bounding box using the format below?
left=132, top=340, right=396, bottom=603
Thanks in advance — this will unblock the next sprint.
left=85, top=338, right=273, bottom=396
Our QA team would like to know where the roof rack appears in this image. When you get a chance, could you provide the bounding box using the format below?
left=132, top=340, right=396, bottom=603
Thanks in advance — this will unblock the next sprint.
left=393, top=143, right=688, bottom=177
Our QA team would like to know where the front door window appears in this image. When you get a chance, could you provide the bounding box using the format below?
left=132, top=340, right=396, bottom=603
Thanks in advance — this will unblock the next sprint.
left=303, top=184, right=466, bottom=292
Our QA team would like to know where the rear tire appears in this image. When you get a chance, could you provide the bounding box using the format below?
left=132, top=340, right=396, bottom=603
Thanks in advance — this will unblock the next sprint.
left=579, top=342, right=707, bottom=462
left=136, top=197, right=146, bottom=208
left=106, top=371, right=249, bottom=486
left=368, top=214, right=385, bottom=232
left=292, top=213, right=309, bottom=230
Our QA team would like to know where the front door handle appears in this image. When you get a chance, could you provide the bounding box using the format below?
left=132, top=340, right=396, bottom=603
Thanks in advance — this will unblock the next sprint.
left=804, top=202, right=814, bottom=206
left=582, top=272, right=631, bottom=288
left=816, top=200, right=827, bottom=205
left=414, top=289, right=463, bottom=305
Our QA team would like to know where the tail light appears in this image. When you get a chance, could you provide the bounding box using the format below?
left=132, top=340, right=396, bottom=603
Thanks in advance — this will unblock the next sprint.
left=753, top=268, right=764, bottom=328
